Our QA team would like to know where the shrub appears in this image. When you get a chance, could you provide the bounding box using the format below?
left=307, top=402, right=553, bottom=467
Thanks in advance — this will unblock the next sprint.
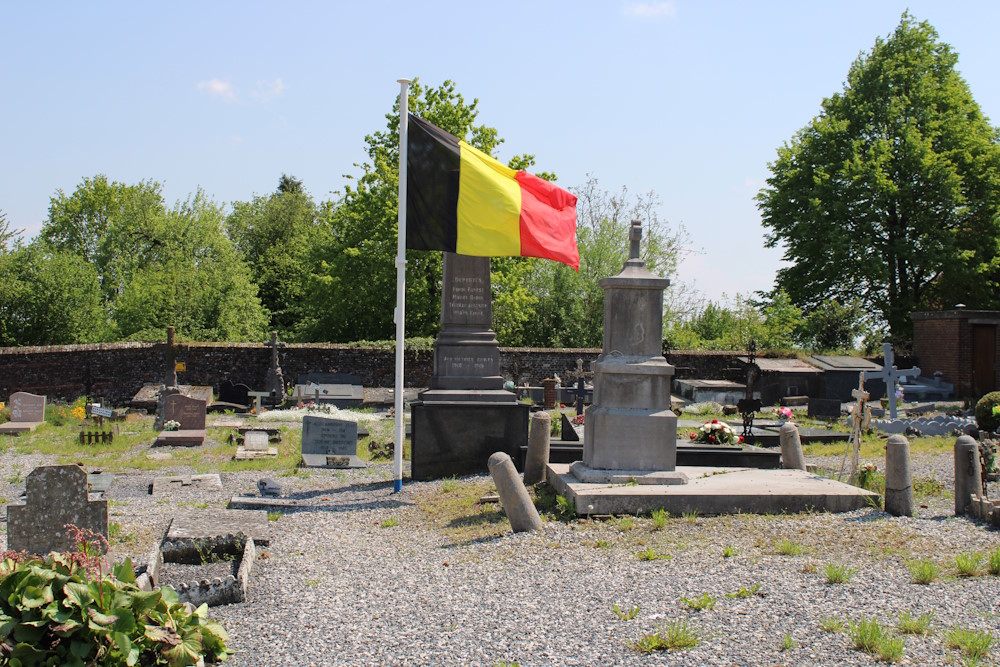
left=0, top=550, right=231, bottom=665
left=974, top=391, right=1000, bottom=434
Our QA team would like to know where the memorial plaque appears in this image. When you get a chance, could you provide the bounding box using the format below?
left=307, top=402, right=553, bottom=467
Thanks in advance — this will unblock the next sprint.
left=10, top=392, right=46, bottom=423
left=300, top=416, right=365, bottom=468
left=243, top=431, right=269, bottom=452
left=164, top=394, right=206, bottom=430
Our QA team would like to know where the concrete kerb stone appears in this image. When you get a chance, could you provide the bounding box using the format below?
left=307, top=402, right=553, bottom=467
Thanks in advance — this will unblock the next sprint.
left=885, top=434, right=915, bottom=517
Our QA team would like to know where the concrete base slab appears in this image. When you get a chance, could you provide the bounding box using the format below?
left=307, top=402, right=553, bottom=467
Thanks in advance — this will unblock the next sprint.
left=569, top=462, right=688, bottom=485
left=301, top=453, right=366, bottom=468
left=234, top=447, right=278, bottom=460
left=154, top=429, right=206, bottom=447
left=229, top=496, right=310, bottom=511
left=547, top=463, right=879, bottom=515
left=151, top=474, right=222, bottom=496
left=0, top=422, right=43, bottom=435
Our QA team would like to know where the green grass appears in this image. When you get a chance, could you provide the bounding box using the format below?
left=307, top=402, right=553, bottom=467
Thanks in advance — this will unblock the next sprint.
left=612, top=603, right=640, bottom=620
left=616, top=516, right=636, bottom=531
left=775, top=538, right=805, bottom=556
left=955, top=551, right=984, bottom=577
left=725, top=584, right=762, bottom=599
left=440, top=476, right=459, bottom=493
left=267, top=511, right=282, bottom=522
left=944, top=626, right=994, bottom=661
left=722, top=545, right=738, bottom=558
left=650, top=508, right=669, bottom=530
left=907, top=559, right=940, bottom=584
left=848, top=616, right=904, bottom=663
left=824, top=562, right=856, bottom=584
left=819, top=616, right=845, bottom=633
left=897, top=610, right=934, bottom=636
left=989, top=546, right=1000, bottom=576
left=682, top=510, right=699, bottom=523
left=680, top=593, right=716, bottom=611
left=779, top=634, right=797, bottom=651
left=635, top=548, right=671, bottom=561
left=631, top=620, right=699, bottom=652
left=380, top=516, right=399, bottom=528
left=594, top=539, right=611, bottom=549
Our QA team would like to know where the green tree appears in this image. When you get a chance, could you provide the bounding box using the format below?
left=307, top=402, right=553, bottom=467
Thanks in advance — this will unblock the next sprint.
left=798, top=298, right=863, bottom=351
left=0, top=243, right=109, bottom=346
left=226, top=176, right=329, bottom=338
left=757, top=13, right=1000, bottom=344
left=304, top=79, right=504, bottom=342
left=0, top=210, right=22, bottom=251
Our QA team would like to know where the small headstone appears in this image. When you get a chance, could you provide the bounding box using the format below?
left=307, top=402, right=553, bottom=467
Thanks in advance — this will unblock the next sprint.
left=155, top=394, right=207, bottom=446
left=257, top=478, right=283, bottom=498
left=300, top=416, right=365, bottom=468
left=807, top=398, right=842, bottom=419
left=244, top=431, right=269, bottom=452
left=560, top=413, right=580, bottom=442
left=488, top=452, right=542, bottom=532
left=0, top=392, right=47, bottom=434
left=8, top=465, right=109, bottom=554
left=954, top=435, right=983, bottom=516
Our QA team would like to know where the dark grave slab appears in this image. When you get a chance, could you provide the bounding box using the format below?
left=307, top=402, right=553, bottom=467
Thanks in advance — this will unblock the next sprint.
left=131, top=384, right=213, bottom=413
left=161, top=509, right=269, bottom=564
left=0, top=391, right=47, bottom=434
left=411, top=402, right=528, bottom=480
left=300, top=416, right=365, bottom=468
left=560, top=413, right=580, bottom=442
left=217, top=380, right=251, bottom=407
left=808, top=398, right=843, bottom=419
left=151, top=474, right=223, bottom=497
left=8, top=465, right=108, bottom=554
left=155, top=394, right=207, bottom=446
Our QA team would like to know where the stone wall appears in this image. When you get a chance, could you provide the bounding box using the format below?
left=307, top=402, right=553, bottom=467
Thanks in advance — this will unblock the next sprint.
left=0, top=342, right=751, bottom=405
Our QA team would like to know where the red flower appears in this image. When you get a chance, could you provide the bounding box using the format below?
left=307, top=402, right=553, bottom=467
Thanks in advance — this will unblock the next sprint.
left=689, top=432, right=696, bottom=439
left=708, top=435, right=716, bottom=443
left=738, top=436, right=744, bottom=443
left=712, top=419, right=719, bottom=424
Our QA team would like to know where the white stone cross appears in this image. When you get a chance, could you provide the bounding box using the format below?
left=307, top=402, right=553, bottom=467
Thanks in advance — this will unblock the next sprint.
left=869, top=342, right=920, bottom=420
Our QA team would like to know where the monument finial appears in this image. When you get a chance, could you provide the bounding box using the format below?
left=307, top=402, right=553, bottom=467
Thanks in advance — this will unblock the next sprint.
left=629, top=220, right=642, bottom=260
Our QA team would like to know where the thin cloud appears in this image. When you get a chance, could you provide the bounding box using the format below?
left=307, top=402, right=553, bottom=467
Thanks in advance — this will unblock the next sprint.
left=624, top=1, right=677, bottom=19
left=197, top=79, right=236, bottom=101
left=252, top=78, right=286, bottom=102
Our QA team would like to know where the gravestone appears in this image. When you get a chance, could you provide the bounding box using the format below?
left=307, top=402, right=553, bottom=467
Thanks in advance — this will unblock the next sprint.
left=235, top=430, right=277, bottom=460
left=217, top=380, right=251, bottom=408
left=8, top=465, right=108, bottom=554
left=560, top=413, right=580, bottom=442
left=0, top=392, right=47, bottom=434
left=155, top=394, right=207, bottom=446
left=808, top=397, right=842, bottom=419
left=411, top=252, right=527, bottom=479
left=300, top=416, right=365, bottom=468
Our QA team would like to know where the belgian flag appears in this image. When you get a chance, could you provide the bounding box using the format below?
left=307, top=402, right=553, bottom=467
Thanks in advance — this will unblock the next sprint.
left=405, top=113, right=579, bottom=270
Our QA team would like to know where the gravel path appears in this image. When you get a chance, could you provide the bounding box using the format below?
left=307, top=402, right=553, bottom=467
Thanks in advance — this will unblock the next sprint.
left=1, top=448, right=998, bottom=666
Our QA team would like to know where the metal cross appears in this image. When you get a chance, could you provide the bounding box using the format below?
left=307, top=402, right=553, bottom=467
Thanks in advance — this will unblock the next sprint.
left=737, top=339, right=761, bottom=445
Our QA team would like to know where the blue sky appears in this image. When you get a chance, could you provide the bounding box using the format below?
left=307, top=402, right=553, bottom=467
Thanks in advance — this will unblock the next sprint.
left=3, top=1, right=999, bottom=305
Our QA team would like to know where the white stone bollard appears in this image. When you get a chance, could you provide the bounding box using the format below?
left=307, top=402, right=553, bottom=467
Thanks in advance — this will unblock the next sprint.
left=523, top=412, right=552, bottom=486
left=779, top=423, right=806, bottom=470
left=954, top=435, right=983, bottom=516
left=885, top=434, right=914, bottom=517
left=488, top=452, right=542, bottom=532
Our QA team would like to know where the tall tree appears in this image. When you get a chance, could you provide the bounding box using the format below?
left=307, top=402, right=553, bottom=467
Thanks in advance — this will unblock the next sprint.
left=0, top=210, right=22, bottom=252
left=757, top=13, right=1000, bottom=343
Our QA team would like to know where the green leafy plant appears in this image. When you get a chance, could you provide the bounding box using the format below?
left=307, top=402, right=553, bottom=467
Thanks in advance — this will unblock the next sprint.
left=974, top=391, right=1000, bottom=433
left=631, top=620, right=699, bottom=652
left=779, top=634, right=797, bottom=651
left=267, top=511, right=282, bottom=522
left=616, top=516, right=636, bottom=531
left=848, top=616, right=904, bottom=663
left=680, top=593, right=716, bottom=611
left=594, top=540, right=611, bottom=549
left=635, top=548, right=671, bottom=562
left=440, top=476, right=459, bottom=493
left=0, top=530, right=231, bottom=666
left=944, top=626, right=994, bottom=661
left=380, top=516, right=399, bottom=528
left=955, top=551, right=984, bottom=577
left=611, top=603, right=640, bottom=620
left=775, top=538, right=805, bottom=556
left=650, top=508, right=668, bottom=530
left=988, top=546, right=1000, bottom=576
left=824, top=562, right=855, bottom=584
left=725, top=583, right=762, bottom=599
left=682, top=510, right=699, bottom=523
left=554, top=494, right=576, bottom=520
left=907, top=559, right=940, bottom=584
left=856, top=463, right=885, bottom=494
left=722, top=545, right=738, bottom=558
left=896, top=610, right=934, bottom=636
left=819, top=616, right=845, bottom=633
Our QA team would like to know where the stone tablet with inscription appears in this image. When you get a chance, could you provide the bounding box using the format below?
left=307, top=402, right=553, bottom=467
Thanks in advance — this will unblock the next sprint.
left=8, top=465, right=108, bottom=554
left=155, top=394, right=207, bottom=446
left=0, top=392, right=47, bottom=434
left=301, top=416, right=365, bottom=468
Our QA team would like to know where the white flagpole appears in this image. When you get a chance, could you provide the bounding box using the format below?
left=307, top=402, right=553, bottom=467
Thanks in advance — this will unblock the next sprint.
left=392, top=78, right=411, bottom=494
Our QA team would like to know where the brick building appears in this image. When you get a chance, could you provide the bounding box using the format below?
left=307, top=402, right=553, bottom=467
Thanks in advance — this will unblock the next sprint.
left=911, top=309, right=1000, bottom=398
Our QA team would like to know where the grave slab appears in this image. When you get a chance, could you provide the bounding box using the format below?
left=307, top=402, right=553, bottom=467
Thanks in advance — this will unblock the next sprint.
left=301, top=416, right=365, bottom=468
left=161, top=509, right=269, bottom=564
left=546, top=462, right=879, bottom=515
left=151, top=474, right=223, bottom=497
left=0, top=392, right=47, bottom=434
left=8, top=465, right=108, bottom=554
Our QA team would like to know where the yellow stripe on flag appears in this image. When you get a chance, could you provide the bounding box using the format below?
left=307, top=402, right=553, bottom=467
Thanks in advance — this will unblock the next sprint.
left=456, top=140, right=522, bottom=256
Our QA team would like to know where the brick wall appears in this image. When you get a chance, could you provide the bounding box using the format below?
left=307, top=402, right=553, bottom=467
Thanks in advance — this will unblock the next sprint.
left=911, top=310, right=1000, bottom=398
left=0, top=342, right=752, bottom=405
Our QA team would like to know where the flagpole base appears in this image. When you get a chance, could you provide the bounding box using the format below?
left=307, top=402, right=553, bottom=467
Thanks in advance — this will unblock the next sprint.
left=393, top=479, right=402, bottom=493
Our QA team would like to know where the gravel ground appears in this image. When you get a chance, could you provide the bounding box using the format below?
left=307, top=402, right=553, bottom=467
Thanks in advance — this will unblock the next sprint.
left=1, top=443, right=998, bottom=666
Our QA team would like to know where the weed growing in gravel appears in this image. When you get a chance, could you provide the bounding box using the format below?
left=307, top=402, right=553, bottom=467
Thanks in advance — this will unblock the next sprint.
left=944, top=626, right=994, bottom=661
left=682, top=510, right=699, bottom=523
left=440, top=476, right=458, bottom=493
left=267, top=511, right=282, bottom=522
left=631, top=620, right=699, bottom=652
left=824, top=562, right=856, bottom=584
left=896, top=610, right=934, bottom=636
left=848, top=616, right=904, bottom=663
left=989, top=546, right=1000, bottom=576
left=635, top=548, right=671, bottom=561
left=800, top=561, right=818, bottom=574
left=725, top=584, right=762, bottom=599
left=107, top=522, right=136, bottom=546
left=380, top=516, right=399, bottom=528
left=775, top=538, right=805, bottom=556
left=616, top=516, right=636, bottom=531
left=494, top=662, right=520, bottom=667
left=594, top=539, right=611, bottom=549
left=554, top=494, right=576, bottom=520
left=722, top=545, right=738, bottom=558
left=779, top=634, right=796, bottom=651
left=955, top=551, right=984, bottom=577
left=650, top=508, right=668, bottom=530
left=913, top=476, right=948, bottom=499
left=907, top=559, right=940, bottom=584
left=680, top=593, right=716, bottom=611
left=612, top=603, right=640, bottom=620
left=819, top=616, right=845, bottom=633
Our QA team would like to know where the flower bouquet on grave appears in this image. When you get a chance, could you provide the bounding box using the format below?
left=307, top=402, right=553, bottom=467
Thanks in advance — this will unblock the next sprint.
left=773, top=406, right=793, bottom=421
left=164, top=420, right=181, bottom=431
left=571, top=413, right=585, bottom=426
left=689, top=419, right=743, bottom=445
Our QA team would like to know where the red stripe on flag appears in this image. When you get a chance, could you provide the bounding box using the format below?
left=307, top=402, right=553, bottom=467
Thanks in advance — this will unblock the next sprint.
left=515, top=171, right=579, bottom=270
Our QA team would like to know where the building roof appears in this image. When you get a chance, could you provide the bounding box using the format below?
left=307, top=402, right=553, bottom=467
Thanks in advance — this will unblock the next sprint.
left=807, top=355, right=882, bottom=372
left=736, top=357, right=822, bottom=374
